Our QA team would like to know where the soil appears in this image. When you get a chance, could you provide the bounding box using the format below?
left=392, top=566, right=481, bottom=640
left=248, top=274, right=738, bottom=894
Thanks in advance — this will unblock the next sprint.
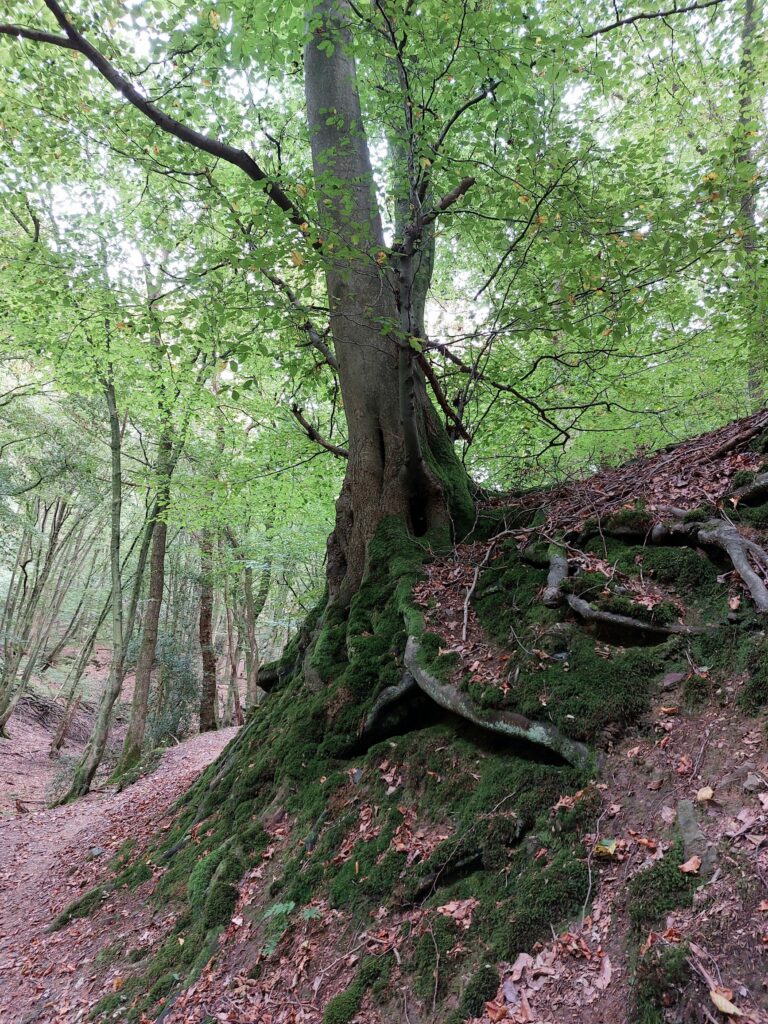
left=0, top=722, right=238, bottom=1023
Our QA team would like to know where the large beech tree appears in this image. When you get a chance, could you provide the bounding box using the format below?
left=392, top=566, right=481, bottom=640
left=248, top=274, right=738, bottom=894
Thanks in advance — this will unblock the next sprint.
left=0, top=0, right=755, bottom=606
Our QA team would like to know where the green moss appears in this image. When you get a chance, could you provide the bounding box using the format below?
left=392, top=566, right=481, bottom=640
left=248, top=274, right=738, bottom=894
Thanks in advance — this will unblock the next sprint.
left=188, top=846, right=227, bottom=910
left=423, top=421, right=475, bottom=538
left=633, top=943, right=690, bottom=1024
left=203, top=878, right=238, bottom=929
left=322, top=955, right=390, bottom=1024
left=735, top=502, right=768, bottom=529
left=639, top=547, right=719, bottom=594
left=486, top=846, right=589, bottom=959
left=628, top=838, right=698, bottom=931
left=114, top=859, right=153, bottom=890
left=596, top=594, right=678, bottom=626
left=411, top=916, right=457, bottom=1000
left=737, top=637, right=768, bottom=712
left=603, top=504, right=653, bottom=534
left=50, top=885, right=106, bottom=931
left=516, top=634, right=665, bottom=741
left=733, top=469, right=757, bottom=488
left=458, top=964, right=499, bottom=1017
left=95, top=941, right=123, bottom=966
left=682, top=506, right=709, bottom=522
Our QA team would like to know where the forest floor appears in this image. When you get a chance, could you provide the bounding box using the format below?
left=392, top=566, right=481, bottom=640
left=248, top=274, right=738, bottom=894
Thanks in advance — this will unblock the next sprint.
left=0, top=720, right=237, bottom=1023
left=145, top=678, right=768, bottom=1024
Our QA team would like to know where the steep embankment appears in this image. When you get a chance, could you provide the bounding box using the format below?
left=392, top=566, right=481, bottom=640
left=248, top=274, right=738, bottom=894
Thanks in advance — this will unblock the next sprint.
left=20, top=411, right=768, bottom=1024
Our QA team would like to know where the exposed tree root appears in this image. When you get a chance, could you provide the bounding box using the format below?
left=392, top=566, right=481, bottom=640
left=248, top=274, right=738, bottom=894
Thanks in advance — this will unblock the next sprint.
left=543, top=541, right=568, bottom=607
left=404, top=637, right=590, bottom=766
left=730, top=471, right=768, bottom=505
left=650, top=519, right=768, bottom=613
left=564, top=593, right=706, bottom=638
left=360, top=672, right=417, bottom=737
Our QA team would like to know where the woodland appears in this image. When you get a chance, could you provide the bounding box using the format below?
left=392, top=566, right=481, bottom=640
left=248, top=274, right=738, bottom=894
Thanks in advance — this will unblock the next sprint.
left=1, top=0, right=768, bottom=1022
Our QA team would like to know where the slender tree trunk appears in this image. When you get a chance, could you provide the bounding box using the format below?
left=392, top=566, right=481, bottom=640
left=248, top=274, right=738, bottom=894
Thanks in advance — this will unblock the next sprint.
left=225, top=527, right=271, bottom=707
left=198, top=530, right=217, bottom=733
left=304, top=0, right=473, bottom=604
left=61, top=374, right=125, bottom=801
left=117, top=435, right=173, bottom=771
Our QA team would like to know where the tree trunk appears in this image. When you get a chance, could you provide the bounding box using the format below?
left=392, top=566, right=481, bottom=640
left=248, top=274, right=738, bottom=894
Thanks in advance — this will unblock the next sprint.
left=117, top=435, right=173, bottom=771
left=198, top=530, right=217, bottom=733
left=304, top=0, right=473, bottom=605
left=62, top=373, right=125, bottom=801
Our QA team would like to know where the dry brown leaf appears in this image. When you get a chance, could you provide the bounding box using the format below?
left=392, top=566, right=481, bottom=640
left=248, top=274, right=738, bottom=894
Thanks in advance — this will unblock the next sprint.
left=679, top=855, right=702, bottom=874
left=710, top=987, right=743, bottom=1017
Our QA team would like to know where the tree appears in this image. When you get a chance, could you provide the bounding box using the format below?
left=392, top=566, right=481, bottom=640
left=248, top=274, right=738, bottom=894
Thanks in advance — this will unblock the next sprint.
left=0, top=0, right=760, bottom=666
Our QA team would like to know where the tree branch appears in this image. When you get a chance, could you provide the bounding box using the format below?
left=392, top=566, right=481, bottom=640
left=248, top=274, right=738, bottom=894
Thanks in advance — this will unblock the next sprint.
left=586, top=0, right=727, bottom=37
left=289, top=404, right=348, bottom=458
left=0, top=23, right=76, bottom=49
left=3, top=1, right=309, bottom=232
left=417, top=354, right=472, bottom=442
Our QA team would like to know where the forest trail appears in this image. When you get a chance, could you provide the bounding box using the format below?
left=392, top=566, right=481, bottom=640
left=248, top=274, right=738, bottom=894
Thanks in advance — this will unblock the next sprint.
left=0, top=725, right=238, bottom=1023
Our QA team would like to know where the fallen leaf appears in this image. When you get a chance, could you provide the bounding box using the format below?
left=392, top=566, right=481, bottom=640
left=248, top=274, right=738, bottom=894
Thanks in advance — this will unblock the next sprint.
left=595, top=955, right=612, bottom=990
left=594, top=838, right=618, bottom=858
left=485, top=1001, right=509, bottom=1022
left=660, top=805, right=677, bottom=824
left=679, top=855, right=702, bottom=874
left=710, top=987, right=743, bottom=1016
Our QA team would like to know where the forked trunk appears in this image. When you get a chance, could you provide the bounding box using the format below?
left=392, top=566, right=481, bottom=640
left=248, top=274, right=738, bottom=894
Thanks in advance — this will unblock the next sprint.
left=304, top=0, right=473, bottom=604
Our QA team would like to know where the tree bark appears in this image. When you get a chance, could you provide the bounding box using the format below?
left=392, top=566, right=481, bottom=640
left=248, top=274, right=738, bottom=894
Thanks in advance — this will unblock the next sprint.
left=117, top=436, right=172, bottom=771
left=304, top=0, right=473, bottom=604
left=198, top=530, right=217, bottom=733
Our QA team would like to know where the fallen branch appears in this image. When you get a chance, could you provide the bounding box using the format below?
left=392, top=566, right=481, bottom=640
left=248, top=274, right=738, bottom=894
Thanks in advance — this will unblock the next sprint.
left=404, top=636, right=589, bottom=766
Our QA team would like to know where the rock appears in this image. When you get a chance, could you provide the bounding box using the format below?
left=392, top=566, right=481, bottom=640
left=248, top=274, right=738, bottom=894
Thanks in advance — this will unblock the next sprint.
left=659, top=671, right=686, bottom=692
left=89, top=846, right=105, bottom=858
left=743, top=772, right=764, bottom=793
left=676, top=799, right=716, bottom=878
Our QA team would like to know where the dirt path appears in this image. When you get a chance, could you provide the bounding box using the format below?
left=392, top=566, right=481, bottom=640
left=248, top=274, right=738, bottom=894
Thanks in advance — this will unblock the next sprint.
left=0, top=727, right=238, bottom=1023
